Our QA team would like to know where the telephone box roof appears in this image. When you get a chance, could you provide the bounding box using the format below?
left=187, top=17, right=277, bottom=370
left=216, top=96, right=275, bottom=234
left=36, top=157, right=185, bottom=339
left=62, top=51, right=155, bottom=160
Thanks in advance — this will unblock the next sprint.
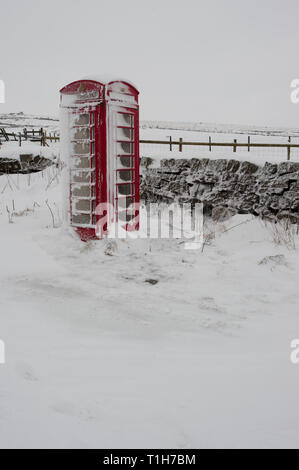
left=82, top=74, right=138, bottom=90
left=60, top=75, right=139, bottom=94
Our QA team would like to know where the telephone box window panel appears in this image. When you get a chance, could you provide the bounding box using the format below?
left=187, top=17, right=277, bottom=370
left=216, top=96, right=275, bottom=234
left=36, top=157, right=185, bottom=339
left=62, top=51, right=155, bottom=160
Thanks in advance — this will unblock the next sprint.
left=72, top=184, right=95, bottom=198
left=60, top=76, right=139, bottom=241
left=74, top=114, right=90, bottom=126
left=117, top=170, right=134, bottom=182
left=118, top=156, right=135, bottom=168
left=117, top=127, right=134, bottom=141
left=116, top=113, right=134, bottom=126
left=72, top=128, right=90, bottom=140
left=117, top=142, right=134, bottom=155
left=72, top=157, right=95, bottom=170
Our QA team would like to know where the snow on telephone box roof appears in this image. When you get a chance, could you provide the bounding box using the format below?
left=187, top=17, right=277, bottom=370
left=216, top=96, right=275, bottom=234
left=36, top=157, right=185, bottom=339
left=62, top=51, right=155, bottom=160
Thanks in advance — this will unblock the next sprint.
left=60, top=75, right=140, bottom=242
left=82, top=74, right=139, bottom=90
left=60, top=75, right=139, bottom=108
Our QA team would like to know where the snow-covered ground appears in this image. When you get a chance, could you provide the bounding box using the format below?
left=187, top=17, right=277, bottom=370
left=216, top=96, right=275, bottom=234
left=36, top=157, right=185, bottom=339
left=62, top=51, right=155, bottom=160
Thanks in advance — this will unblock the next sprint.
left=0, top=169, right=299, bottom=448
left=0, top=141, right=59, bottom=163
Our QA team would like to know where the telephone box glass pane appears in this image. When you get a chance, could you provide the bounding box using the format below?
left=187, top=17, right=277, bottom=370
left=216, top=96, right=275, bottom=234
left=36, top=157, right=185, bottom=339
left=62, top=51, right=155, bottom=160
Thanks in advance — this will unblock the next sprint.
left=74, top=200, right=91, bottom=212
left=117, top=184, right=132, bottom=195
left=72, top=171, right=91, bottom=183
left=73, top=157, right=91, bottom=169
left=117, top=142, right=133, bottom=155
left=117, top=127, right=133, bottom=141
left=116, top=113, right=133, bottom=126
left=74, top=114, right=89, bottom=126
left=72, top=185, right=93, bottom=198
left=72, top=128, right=90, bottom=140
left=118, top=156, right=134, bottom=168
left=73, top=142, right=90, bottom=154
left=117, top=170, right=134, bottom=182
left=72, top=214, right=91, bottom=225
left=118, top=196, right=134, bottom=209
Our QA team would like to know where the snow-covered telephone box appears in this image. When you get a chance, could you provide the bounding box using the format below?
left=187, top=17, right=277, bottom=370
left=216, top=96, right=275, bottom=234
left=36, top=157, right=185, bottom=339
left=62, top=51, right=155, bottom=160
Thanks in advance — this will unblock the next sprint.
left=60, top=75, right=140, bottom=241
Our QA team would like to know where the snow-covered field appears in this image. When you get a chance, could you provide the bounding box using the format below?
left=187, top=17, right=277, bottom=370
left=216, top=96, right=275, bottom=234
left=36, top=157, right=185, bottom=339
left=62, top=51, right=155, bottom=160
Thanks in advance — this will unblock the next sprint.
left=0, top=114, right=59, bottom=163
left=140, top=127, right=299, bottom=166
left=1, top=113, right=299, bottom=166
left=0, top=112, right=59, bottom=132
left=140, top=119, right=299, bottom=165
left=0, top=169, right=299, bottom=448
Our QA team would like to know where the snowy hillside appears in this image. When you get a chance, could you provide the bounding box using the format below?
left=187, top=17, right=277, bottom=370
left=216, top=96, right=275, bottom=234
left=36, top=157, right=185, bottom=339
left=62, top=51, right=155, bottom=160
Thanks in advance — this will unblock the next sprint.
left=141, top=120, right=299, bottom=137
left=0, top=112, right=59, bottom=132
left=5, top=112, right=299, bottom=136
left=0, top=168, right=299, bottom=448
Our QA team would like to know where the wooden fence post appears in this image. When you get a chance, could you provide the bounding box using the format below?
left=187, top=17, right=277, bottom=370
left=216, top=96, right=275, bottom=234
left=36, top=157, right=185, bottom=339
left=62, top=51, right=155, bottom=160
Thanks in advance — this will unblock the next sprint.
left=179, top=137, right=183, bottom=152
left=169, top=136, right=172, bottom=151
left=40, top=128, right=45, bottom=146
left=233, top=139, right=237, bottom=152
left=248, top=136, right=250, bottom=152
left=209, top=136, right=212, bottom=152
left=18, top=132, right=21, bottom=147
left=288, top=136, right=291, bottom=161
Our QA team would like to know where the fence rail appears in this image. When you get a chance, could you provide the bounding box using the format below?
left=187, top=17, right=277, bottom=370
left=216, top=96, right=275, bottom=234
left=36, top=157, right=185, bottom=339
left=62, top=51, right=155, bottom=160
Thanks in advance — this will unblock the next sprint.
left=140, top=136, right=299, bottom=161
left=0, top=127, right=59, bottom=148
left=1, top=128, right=298, bottom=160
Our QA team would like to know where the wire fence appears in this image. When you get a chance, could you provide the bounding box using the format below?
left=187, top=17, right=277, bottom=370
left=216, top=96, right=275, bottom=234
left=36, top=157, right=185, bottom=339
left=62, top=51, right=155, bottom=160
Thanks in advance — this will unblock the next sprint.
left=140, top=135, right=299, bottom=163
left=2, top=127, right=299, bottom=163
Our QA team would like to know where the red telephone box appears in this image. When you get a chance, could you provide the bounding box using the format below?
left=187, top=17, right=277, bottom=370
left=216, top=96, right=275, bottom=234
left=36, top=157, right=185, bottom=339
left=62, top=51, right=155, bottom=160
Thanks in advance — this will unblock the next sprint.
left=60, top=75, right=139, bottom=241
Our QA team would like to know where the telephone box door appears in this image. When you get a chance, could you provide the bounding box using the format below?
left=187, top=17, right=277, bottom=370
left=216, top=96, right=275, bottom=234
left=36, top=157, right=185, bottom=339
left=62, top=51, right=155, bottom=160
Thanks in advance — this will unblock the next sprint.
left=113, top=107, right=139, bottom=229
left=69, top=106, right=103, bottom=239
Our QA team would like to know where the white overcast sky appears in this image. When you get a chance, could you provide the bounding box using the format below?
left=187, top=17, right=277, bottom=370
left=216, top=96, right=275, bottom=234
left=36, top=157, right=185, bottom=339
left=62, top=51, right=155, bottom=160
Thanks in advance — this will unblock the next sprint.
left=1, top=0, right=299, bottom=127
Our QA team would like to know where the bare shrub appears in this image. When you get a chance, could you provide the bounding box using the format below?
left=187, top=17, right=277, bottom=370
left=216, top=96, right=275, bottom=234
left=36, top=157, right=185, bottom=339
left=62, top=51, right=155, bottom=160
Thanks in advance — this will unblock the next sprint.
left=202, top=217, right=216, bottom=249
left=264, top=218, right=297, bottom=250
left=45, top=199, right=61, bottom=228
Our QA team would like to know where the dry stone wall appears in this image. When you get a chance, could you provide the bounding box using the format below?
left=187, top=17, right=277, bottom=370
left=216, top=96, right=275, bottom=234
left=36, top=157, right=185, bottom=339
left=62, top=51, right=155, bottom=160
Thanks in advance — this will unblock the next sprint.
left=140, top=158, right=299, bottom=223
